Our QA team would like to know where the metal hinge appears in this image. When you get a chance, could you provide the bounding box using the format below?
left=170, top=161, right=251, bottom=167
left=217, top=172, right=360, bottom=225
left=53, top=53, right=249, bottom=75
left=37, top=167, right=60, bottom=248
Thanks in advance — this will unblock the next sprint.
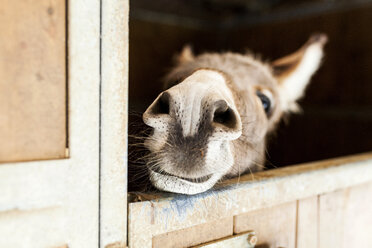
left=194, top=230, right=257, bottom=248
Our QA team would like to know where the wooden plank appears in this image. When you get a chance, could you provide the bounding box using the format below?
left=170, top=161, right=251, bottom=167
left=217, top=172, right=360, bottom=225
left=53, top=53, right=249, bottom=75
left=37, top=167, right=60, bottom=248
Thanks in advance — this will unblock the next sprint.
left=128, top=153, right=372, bottom=247
left=296, top=197, right=318, bottom=248
left=0, top=160, right=68, bottom=211
left=194, top=231, right=257, bottom=248
left=1, top=0, right=101, bottom=246
left=0, top=0, right=66, bottom=162
left=64, top=0, right=101, bottom=246
left=153, top=217, right=233, bottom=248
left=318, top=189, right=344, bottom=248
left=342, top=182, right=372, bottom=247
left=128, top=202, right=152, bottom=248
left=0, top=207, right=65, bottom=248
left=99, top=0, right=129, bottom=247
left=234, top=201, right=297, bottom=248
left=319, top=182, right=372, bottom=248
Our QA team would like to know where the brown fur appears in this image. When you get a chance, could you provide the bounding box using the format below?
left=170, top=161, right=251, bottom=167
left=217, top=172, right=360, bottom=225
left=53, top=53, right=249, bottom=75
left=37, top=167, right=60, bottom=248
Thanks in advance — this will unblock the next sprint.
left=140, top=34, right=327, bottom=194
left=165, top=53, right=281, bottom=175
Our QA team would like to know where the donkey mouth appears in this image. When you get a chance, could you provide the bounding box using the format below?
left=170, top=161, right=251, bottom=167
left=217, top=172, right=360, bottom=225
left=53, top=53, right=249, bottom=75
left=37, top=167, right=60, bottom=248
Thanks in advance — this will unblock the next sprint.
left=149, top=168, right=223, bottom=195
left=151, top=167, right=213, bottom=183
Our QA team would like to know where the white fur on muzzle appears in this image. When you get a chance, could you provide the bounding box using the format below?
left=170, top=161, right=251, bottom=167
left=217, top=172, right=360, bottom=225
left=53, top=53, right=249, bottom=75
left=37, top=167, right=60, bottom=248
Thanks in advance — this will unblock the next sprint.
left=149, top=170, right=224, bottom=195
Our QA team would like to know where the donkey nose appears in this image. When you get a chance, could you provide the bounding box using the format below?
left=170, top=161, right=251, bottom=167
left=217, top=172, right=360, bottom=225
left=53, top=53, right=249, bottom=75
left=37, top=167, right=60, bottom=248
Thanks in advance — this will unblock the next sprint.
left=144, top=91, right=242, bottom=138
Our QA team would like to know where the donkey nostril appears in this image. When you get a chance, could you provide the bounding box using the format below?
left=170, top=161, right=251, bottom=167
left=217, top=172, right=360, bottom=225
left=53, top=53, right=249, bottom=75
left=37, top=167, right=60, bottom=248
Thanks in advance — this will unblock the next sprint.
left=213, top=100, right=237, bottom=129
left=213, top=107, right=235, bottom=128
left=150, top=92, right=170, bottom=115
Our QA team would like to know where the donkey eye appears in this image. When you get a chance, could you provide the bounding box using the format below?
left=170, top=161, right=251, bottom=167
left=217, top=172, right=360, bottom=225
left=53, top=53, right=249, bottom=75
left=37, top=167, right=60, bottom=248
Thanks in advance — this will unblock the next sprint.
left=256, top=91, right=271, bottom=114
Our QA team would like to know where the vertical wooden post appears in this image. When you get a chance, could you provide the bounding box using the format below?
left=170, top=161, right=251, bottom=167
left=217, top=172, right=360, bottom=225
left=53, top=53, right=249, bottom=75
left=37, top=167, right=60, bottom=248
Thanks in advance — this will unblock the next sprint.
left=100, top=0, right=129, bottom=247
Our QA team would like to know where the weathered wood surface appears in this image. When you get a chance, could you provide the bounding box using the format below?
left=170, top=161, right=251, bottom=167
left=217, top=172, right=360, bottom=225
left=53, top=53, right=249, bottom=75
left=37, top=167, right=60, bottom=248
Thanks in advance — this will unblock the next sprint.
left=194, top=231, right=257, bottom=248
left=153, top=217, right=233, bottom=248
left=128, top=152, right=372, bottom=248
left=296, top=196, right=318, bottom=248
left=0, top=207, right=65, bottom=248
left=0, top=0, right=102, bottom=247
left=99, top=0, right=129, bottom=247
left=319, top=182, right=372, bottom=248
left=0, top=0, right=67, bottom=162
left=234, top=202, right=296, bottom=248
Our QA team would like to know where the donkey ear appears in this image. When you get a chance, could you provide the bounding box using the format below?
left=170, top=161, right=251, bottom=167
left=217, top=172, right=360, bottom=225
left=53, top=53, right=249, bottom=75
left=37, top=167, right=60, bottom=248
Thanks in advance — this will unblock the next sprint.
left=177, top=45, right=195, bottom=64
left=272, top=34, right=327, bottom=112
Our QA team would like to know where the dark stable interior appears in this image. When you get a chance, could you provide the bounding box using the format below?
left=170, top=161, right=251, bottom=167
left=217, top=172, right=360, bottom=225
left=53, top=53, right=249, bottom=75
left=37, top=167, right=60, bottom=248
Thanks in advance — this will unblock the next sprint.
left=128, top=0, right=372, bottom=184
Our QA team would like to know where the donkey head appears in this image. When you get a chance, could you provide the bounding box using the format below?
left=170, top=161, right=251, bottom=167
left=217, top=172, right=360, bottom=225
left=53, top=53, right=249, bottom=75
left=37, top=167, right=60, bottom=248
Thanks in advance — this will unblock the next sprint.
left=143, top=34, right=327, bottom=194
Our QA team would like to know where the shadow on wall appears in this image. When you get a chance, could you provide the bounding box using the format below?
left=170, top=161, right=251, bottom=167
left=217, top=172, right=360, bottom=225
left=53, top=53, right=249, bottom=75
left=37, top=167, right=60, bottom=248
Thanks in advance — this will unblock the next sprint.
left=129, top=0, right=372, bottom=167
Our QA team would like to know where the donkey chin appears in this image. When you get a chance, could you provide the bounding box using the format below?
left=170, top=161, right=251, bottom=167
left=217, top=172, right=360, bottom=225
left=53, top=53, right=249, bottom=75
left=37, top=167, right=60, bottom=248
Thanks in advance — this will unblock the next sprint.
left=142, top=34, right=328, bottom=195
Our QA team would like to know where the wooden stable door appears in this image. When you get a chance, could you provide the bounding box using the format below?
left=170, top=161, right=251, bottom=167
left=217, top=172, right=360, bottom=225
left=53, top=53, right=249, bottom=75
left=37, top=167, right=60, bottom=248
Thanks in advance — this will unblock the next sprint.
left=0, top=1, right=128, bottom=247
left=0, top=0, right=67, bottom=162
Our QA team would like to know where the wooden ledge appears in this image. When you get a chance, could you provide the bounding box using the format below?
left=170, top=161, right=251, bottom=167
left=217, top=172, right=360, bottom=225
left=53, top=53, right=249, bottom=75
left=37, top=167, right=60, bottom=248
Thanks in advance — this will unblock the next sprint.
left=128, top=152, right=372, bottom=248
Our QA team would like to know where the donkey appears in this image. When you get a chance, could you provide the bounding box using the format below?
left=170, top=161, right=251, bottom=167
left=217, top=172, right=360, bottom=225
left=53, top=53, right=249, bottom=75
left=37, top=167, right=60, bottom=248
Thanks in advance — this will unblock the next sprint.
left=140, top=34, right=327, bottom=195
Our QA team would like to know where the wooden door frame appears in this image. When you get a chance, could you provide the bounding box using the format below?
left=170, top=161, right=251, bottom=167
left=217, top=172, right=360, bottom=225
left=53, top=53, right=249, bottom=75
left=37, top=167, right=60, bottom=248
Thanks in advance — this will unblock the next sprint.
left=0, top=1, right=128, bottom=247
left=99, top=0, right=129, bottom=247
